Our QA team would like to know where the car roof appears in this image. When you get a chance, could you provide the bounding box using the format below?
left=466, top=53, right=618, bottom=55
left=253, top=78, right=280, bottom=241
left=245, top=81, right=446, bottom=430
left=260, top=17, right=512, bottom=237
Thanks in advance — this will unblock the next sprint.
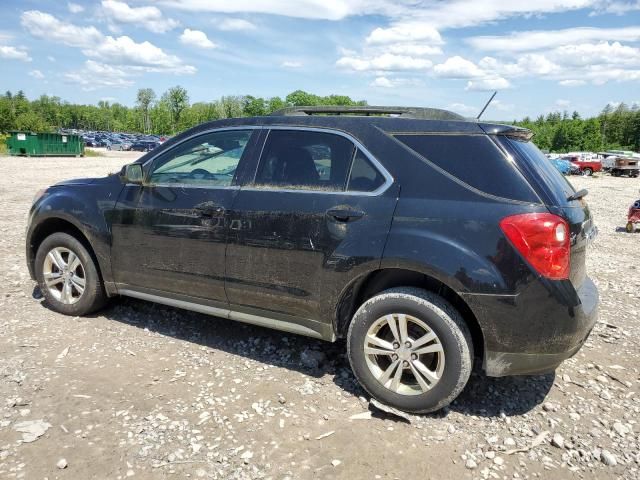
left=188, top=115, right=521, bottom=136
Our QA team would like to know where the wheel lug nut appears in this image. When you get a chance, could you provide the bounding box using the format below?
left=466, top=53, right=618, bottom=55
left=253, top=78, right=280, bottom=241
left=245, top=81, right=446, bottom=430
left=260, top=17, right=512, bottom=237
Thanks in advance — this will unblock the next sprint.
left=411, top=353, right=417, bottom=360
left=393, top=342, right=400, bottom=349
left=405, top=341, right=411, bottom=348
left=392, top=354, right=398, bottom=360
left=403, top=360, right=409, bottom=367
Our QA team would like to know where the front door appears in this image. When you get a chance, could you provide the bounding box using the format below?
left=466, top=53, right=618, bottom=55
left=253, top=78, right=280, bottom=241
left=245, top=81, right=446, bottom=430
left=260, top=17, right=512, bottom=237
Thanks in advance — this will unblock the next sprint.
left=111, top=128, right=260, bottom=305
left=225, top=128, right=398, bottom=329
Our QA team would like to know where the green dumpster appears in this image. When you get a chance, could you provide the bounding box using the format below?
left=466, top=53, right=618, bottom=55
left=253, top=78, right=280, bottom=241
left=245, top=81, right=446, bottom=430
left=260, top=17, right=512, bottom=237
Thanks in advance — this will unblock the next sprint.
left=7, top=131, right=85, bottom=157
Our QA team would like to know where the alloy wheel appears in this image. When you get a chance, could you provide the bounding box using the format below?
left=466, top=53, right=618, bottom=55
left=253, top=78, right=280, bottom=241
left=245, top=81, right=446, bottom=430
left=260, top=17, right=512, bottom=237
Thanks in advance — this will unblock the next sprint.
left=363, top=313, right=445, bottom=396
left=42, top=247, right=86, bottom=305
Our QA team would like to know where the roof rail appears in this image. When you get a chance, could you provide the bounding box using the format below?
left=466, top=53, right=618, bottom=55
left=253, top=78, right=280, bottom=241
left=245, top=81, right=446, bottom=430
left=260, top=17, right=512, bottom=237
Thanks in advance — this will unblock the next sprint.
left=270, top=105, right=466, bottom=121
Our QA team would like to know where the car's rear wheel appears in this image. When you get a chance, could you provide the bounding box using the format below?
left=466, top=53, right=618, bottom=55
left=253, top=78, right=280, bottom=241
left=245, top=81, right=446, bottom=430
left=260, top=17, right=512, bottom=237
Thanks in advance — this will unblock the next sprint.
left=347, top=287, right=473, bottom=413
left=35, top=232, right=108, bottom=316
left=583, top=167, right=593, bottom=176
left=626, top=222, right=636, bottom=233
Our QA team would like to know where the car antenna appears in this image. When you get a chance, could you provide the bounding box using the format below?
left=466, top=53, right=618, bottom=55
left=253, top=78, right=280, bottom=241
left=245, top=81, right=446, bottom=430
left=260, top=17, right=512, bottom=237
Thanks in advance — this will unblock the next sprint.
left=476, top=91, right=497, bottom=120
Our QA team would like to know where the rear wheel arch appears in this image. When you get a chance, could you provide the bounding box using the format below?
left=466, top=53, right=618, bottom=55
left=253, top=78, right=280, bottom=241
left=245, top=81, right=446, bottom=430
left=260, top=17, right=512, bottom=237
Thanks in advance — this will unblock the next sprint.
left=335, top=267, right=485, bottom=363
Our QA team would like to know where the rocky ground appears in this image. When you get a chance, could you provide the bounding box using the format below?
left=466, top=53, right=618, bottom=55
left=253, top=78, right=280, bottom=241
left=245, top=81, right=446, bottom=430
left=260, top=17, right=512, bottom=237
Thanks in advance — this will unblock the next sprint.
left=0, top=153, right=638, bottom=479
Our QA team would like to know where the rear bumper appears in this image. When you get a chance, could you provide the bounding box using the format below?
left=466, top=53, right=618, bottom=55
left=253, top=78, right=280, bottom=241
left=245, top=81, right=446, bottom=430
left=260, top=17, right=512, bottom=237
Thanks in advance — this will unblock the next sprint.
left=462, top=276, right=598, bottom=377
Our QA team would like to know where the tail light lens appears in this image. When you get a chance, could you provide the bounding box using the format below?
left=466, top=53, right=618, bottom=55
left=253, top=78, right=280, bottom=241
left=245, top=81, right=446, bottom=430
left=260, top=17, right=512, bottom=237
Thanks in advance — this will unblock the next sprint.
left=499, top=213, right=570, bottom=280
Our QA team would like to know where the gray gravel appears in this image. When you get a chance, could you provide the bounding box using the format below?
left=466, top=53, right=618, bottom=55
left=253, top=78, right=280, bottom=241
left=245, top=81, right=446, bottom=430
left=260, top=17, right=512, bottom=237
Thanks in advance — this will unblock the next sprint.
left=0, top=155, right=638, bottom=479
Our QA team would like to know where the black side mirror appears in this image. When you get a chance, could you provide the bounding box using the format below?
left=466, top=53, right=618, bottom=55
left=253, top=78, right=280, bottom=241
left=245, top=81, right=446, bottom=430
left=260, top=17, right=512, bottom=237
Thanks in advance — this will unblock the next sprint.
left=122, top=163, right=144, bottom=184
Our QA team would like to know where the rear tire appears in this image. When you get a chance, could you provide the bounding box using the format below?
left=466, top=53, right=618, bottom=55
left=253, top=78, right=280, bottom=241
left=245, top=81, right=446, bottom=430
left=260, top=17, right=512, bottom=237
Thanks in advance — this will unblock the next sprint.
left=35, top=232, right=108, bottom=316
left=583, top=168, right=593, bottom=176
left=347, top=287, right=473, bottom=414
left=626, top=222, right=636, bottom=233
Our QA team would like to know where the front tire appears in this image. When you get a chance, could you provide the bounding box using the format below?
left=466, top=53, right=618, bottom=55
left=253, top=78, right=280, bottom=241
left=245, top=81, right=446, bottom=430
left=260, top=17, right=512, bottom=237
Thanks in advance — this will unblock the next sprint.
left=35, top=232, right=107, bottom=316
left=347, top=287, right=473, bottom=414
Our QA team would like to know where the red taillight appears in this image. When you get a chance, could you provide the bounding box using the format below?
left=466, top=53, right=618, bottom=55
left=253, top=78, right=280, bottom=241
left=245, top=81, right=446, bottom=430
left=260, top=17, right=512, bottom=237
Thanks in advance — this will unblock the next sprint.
left=499, top=213, right=570, bottom=280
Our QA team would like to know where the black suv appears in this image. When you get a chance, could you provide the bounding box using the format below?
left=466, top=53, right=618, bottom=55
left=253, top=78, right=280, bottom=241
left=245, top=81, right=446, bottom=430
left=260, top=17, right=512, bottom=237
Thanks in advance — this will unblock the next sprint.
left=26, top=106, right=598, bottom=413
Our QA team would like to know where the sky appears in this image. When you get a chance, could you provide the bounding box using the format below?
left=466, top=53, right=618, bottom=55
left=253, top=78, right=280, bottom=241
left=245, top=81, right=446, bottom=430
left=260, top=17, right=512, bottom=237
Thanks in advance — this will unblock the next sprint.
left=1, top=0, right=640, bottom=119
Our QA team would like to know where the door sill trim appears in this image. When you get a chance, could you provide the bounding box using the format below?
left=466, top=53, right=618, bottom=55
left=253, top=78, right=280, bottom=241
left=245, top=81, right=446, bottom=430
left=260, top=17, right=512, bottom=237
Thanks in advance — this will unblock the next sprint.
left=118, top=288, right=329, bottom=340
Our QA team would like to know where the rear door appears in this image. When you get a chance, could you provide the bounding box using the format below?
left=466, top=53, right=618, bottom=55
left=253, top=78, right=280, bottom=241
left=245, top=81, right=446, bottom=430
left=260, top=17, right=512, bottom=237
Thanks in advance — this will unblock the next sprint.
left=225, top=128, right=398, bottom=327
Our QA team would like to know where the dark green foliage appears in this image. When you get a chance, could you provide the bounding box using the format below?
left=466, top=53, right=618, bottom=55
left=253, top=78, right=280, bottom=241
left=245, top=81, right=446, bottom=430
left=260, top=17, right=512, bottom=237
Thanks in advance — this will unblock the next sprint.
left=514, top=103, right=639, bottom=152
left=0, top=88, right=366, bottom=136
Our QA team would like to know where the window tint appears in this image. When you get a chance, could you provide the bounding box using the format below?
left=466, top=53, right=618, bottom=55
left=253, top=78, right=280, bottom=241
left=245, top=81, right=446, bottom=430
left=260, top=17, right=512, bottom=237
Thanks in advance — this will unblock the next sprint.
left=148, top=130, right=252, bottom=186
left=394, top=134, right=538, bottom=202
left=255, top=130, right=355, bottom=190
left=347, top=149, right=385, bottom=192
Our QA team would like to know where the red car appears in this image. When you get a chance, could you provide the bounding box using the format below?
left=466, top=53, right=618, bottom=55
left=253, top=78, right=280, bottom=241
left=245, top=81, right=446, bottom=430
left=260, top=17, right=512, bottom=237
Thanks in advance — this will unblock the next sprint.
left=565, top=157, right=602, bottom=176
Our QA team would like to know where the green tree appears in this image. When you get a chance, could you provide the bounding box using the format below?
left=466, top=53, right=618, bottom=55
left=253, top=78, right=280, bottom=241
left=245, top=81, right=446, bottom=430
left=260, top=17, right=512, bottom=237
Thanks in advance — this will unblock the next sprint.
left=136, top=88, right=156, bottom=133
left=161, top=86, right=189, bottom=133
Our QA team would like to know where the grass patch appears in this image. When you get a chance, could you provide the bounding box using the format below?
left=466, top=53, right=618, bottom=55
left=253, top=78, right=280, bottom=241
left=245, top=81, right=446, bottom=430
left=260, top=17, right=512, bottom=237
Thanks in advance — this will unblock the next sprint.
left=0, top=134, right=8, bottom=154
left=84, top=148, right=104, bottom=157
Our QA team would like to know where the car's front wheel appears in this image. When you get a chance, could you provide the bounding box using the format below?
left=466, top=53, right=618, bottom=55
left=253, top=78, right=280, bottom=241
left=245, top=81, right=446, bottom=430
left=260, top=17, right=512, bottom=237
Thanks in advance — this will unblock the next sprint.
left=347, top=287, right=473, bottom=414
left=35, top=232, right=108, bottom=316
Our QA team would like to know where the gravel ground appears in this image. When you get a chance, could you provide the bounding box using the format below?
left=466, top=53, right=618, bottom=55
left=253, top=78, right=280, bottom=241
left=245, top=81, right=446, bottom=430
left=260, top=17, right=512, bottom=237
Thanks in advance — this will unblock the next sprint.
left=0, top=154, right=638, bottom=480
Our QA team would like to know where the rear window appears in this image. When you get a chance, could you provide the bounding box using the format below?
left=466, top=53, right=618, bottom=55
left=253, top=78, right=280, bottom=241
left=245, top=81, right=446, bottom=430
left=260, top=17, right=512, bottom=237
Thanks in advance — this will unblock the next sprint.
left=394, top=134, right=538, bottom=202
left=499, top=137, right=576, bottom=206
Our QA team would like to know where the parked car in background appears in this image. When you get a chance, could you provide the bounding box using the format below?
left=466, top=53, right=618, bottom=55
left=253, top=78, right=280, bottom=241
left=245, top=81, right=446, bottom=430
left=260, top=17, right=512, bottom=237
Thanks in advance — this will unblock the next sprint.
left=567, top=157, right=602, bottom=176
left=107, top=141, right=131, bottom=151
left=549, top=157, right=572, bottom=175
left=610, top=156, right=639, bottom=177
left=130, top=141, right=160, bottom=152
left=27, top=106, right=599, bottom=413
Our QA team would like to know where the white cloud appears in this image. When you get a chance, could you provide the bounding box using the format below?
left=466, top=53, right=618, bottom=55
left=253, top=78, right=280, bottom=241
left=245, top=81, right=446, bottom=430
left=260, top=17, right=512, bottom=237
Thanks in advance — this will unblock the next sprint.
left=28, top=69, right=44, bottom=79
left=556, top=99, right=571, bottom=108
left=468, top=26, right=640, bottom=52
left=67, top=2, right=84, bottom=13
left=552, top=41, right=640, bottom=67
left=47, top=55, right=56, bottom=62
left=433, top=56, right=483, bottom=78
left=65, top=60, right=134, bottom=90
left=281, top=60, right=302, bottom=68
left=466, top=77, right=511, bottom=91
left=337, top=53, right=432, bottom=71
left=179, top=29, right=217, bottom=49
left=86, top=35, right=197, bottom=72
left=0, top=45, right=31, bottom=62
left=447, top=102, right=478, bottom=116
left=559, top=79, right=586, bottom=87
left=365, top=23, right=443, bottom=45
left=21, top=10, right=103, bottom=48
left=385, top=44, right=443, bottom=56
left=102, top=1, right=179, bottom=33
left=370, top=76, right=394, bottom=88
left=22, top=11, right=195, bottom=74
left=217, top=18, right=257, bottom=31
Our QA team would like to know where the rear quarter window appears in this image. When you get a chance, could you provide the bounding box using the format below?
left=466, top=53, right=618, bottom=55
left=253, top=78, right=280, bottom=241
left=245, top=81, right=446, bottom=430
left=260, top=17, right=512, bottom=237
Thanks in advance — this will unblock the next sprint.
left=394, top=134, right=538, bottom=202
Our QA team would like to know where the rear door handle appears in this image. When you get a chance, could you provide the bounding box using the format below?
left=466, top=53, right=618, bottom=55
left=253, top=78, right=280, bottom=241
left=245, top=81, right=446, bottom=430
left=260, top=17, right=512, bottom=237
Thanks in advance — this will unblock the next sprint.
left=195, top=205, right=225, bottom=217
left=326, top=208, right=364, bottom=222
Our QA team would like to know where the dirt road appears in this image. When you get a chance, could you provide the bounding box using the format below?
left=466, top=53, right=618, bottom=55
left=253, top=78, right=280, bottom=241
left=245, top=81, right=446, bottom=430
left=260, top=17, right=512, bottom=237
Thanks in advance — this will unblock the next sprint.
left=1, top=154, right=638, bottom=479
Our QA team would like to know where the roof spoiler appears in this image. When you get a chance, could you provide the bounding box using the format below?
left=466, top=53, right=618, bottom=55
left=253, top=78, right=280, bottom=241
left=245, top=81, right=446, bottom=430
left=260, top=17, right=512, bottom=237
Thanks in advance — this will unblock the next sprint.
left=479, top=123, right=534, bottom=141
left=270, top=105, right=466, bottom=121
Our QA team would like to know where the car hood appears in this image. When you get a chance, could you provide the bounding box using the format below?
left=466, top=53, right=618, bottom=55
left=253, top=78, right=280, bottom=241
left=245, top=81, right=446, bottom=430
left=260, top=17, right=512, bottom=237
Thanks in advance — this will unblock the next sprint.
left=53, top=175, right=117, bottom=187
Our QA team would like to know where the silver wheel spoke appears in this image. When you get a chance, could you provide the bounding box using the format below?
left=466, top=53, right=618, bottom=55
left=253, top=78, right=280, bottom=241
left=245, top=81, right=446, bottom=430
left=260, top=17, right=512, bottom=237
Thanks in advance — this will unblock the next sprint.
left=412, top=343, right=444, bottom=355
left=44, top=271, right=64, bottom=287
left=398, top=314, right=408, bottom=343
left=366, top=334, right=395, bottom=351
left=365, top=346, right=395, bottom=356
left=60, top=280, right=71, bottom=303
left=411, top=331, right=437, bottom=350
left=71, top=276, right=85, bottom=294
left=378, top=359, right=400, bottom=385
left=390, top=361, right=404, bottom=392
left=68, top=254, right=81, bottom=272
left=48, top=250, right=66, bottom=270
left=385, top=315, right=400, bottom=343
left=412, top=359, right=440, bottom=383
left=409, top=362, right=431, bottom=392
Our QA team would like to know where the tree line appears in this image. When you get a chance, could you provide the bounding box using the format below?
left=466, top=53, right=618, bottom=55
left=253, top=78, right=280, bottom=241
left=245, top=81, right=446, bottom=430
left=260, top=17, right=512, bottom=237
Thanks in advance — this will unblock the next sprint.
left=0, top=86, right=638, bottom=152
left=0, top=87, right=365, bottom=137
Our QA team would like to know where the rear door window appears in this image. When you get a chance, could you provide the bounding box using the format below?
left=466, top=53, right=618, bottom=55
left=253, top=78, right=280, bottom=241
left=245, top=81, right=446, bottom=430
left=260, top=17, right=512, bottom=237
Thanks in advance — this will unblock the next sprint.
left=394, top=134, right=538, bottom=202
left=255, top=130, right=355, bottom=191
left=347, top=149, right=386, bottom=192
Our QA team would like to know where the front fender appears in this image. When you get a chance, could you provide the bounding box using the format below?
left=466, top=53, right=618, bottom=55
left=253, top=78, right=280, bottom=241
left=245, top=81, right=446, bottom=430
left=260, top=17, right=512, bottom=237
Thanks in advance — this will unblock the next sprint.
left=26, top=178, right=123, bottom=287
